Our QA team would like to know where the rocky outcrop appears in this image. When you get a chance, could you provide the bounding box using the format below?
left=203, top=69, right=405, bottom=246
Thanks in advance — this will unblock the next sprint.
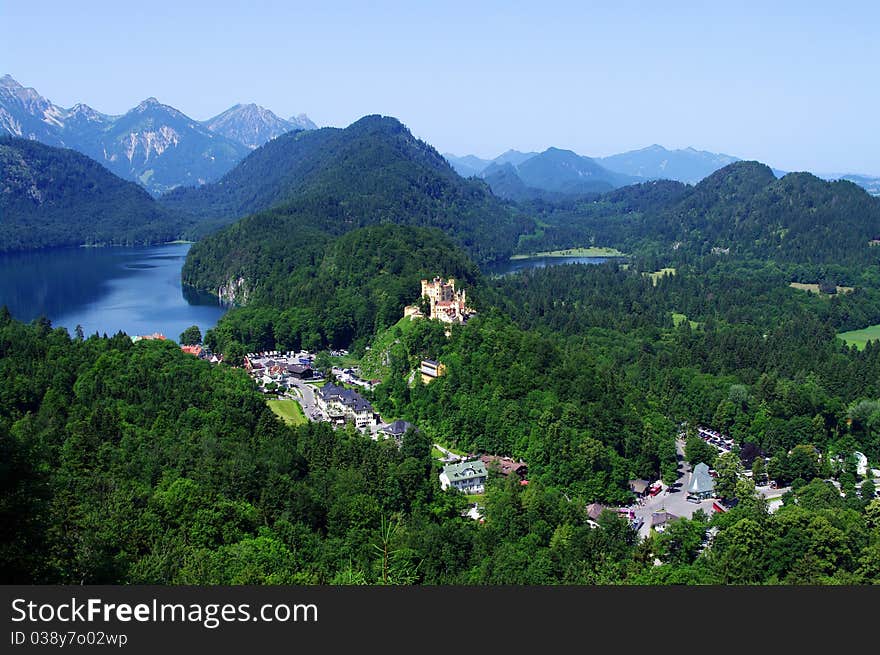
left=218, top=276, right=249, bottom=305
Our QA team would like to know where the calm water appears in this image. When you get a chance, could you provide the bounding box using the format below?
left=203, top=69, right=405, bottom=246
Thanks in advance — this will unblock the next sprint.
left=0, top=244, right=228, bottom=340
left=485, top=255, right=621, bottom=276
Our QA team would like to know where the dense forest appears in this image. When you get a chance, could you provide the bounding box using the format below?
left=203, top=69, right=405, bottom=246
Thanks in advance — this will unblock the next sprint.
left=194, top=224, right=480, bottom=356
left=1, top=312, right=878, bottom=584
left=0, top=137, right=186, bottom=251
left=517, top=162, right=880, bottom=265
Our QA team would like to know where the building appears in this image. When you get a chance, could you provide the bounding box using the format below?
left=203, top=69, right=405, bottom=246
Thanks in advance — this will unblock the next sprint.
left=629, top=479, right=652, bottom=497
left=286, top=364, right=313, bottom=379
left=651, top=511, right=679, bottom=532
left=377, top=420, right=417, bottom=445
left=420, top=359, right=447, bottom=384
left=131, top=333, right=166, bottom=342
left=404, top=277, right=475, bottom=324
left=480, top=455, right=528, bottom=480
left=315, top=383, right=375, bottom=429
left=180, top=345, right=204, bottom=358
left=439, top=460, right=488, bottom=494
left=687, top=462, right=716, bottom=500
left=586, top=502, right=606, bottom=521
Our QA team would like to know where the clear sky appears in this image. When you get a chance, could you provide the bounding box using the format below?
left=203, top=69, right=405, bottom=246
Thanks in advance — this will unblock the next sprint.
left=3, top=0, right=879, bottom=174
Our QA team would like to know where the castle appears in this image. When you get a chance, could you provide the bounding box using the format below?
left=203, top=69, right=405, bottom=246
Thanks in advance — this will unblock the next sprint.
left=404, top=277, right=475, bottom=324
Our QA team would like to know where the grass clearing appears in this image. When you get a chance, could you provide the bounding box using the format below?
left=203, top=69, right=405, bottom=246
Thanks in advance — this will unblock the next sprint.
left=511, top=247, right=627, bottom=260
left=267, top=398, right=307, bottom=426
left=838, top=324, right=880, bottom=350
left=672, top=312, right=699, bottom=329
left=360, top=316, right=419, bottom=380
left=463, top=494, right=485, bottom=504
left=789, top=282, right=854, bottom=296
left=644, top=267, right=676, bottom=286
left=328, top=353, right=361, bottom=369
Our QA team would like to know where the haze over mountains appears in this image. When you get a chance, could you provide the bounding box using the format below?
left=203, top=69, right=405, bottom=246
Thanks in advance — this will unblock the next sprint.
left=0, top=75, right=316, bottom=195
left=446, top=145, right=880, bottom=198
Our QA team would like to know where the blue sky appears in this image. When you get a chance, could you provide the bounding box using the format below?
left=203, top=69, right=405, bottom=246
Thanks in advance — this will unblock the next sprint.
left=3, top=1, right=879, bottom=174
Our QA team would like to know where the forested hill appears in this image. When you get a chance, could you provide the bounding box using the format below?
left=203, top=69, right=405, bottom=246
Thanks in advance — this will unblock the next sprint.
left=0, top=137, right=185, bottom=251
left=164, top=115, right=533, bottom=263
left=657, top=161, right=880, bottom=263
left=190, top=224, right=479, bottom=354
left=522, top=161, right=880, bottom=265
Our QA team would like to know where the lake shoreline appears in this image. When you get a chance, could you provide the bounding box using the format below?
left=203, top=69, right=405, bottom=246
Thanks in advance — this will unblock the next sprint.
left=510, top=247, right=627, bottom=260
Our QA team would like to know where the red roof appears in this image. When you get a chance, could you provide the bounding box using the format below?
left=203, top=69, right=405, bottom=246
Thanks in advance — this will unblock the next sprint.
left=181, top=345, right=203, bottom=356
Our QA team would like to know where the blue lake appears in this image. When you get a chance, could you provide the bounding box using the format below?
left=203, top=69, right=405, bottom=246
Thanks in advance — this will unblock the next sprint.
left=0, top=243, right=228, bottom=341
left=485, top=255, right=621, bottom=276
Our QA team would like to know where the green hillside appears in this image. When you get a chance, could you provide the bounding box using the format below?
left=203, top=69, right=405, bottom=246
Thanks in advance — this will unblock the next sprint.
left=0, top=137, right=186, bottom=251
left=516, top=162, right=880, bottom=265
left=165, top=115, right=533, bottom=263
left=200, top=224, right=479, bottom=354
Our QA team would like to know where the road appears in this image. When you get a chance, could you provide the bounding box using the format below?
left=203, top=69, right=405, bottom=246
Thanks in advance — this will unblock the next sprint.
left=287, top=379, right=321, bottom=422
left=433, top=443, right=463, bottom=463
left=628, top=438, right=716, bottom=538
left=625, top=437, right=794, bottom=536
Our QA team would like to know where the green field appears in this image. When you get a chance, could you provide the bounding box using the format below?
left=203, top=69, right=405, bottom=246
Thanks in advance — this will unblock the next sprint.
left=328, top=353, right=361, bottom=369
left=267, top=398, right=307, bottom=426
left=510, top=247, right=627, bottom=260
left=838, top=324, right=880, bottom=350
left=789, top=282, right=854, bottom=296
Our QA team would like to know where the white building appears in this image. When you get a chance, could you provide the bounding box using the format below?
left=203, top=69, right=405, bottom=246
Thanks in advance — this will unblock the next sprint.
left=315, top=383, right=375, bottom=430
left=439, top=460, right=488, bottom=494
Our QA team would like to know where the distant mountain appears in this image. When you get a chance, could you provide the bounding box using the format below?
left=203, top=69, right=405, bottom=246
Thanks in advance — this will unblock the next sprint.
left=444, top=150, right=539, bottom=178
left=443, top=153, right=491, bottom=177
left=203, top=104, right=316, bottom=149
left=447, top=144, right=761, bottom=189
left=479, top=162, right=538, bottom=202
left=597, top=144, right=741, bottom=184
left=0, top=137, right=184, bottom=251
left=203, top=103, right=295, bottom=149
left=0, top=74, right=72, bottom=147
left=177, top=114, right=534, bottom=298
left=475, top=147, right=635, bottom=200
left=71, top=97, right=250, bottom=195
left=288, top=113, right=317, bottom=131
left=0, top=75, right=316, bottom=195
left=493, top=149, right=538, bottom=167
left=819, top=173, right=880, bottom=197
left=515, top=147, right=634, bottom=193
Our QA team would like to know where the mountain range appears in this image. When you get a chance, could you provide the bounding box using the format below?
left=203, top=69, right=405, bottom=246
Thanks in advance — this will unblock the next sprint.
left=444, top=148, right=637, bottom=200
left=446, top=145, right=880, bottom=197
left=0, top=75, right=316, bottom=195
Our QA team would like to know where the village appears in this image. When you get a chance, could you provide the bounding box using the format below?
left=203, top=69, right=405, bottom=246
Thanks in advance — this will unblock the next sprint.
left=163, top=276, right=879, bottom=545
